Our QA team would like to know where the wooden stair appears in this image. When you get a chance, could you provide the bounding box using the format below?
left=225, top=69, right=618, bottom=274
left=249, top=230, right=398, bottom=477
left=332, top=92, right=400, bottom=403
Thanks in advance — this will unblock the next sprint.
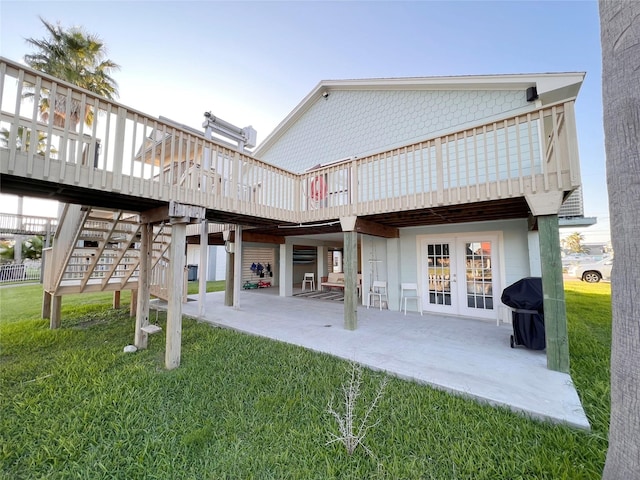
left=149, top=222, right=172, bottom=301
left=43, top=206, right=174, bottom=297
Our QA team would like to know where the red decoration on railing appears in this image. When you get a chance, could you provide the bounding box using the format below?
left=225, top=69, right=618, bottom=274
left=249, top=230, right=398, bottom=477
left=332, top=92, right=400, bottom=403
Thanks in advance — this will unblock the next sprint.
left=310, top=176, right=327, bottom=201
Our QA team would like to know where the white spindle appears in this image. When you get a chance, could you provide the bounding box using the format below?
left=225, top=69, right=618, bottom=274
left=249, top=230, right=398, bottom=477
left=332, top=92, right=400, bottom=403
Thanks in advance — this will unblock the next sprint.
left=26, top=76, right=42, bottom=177
left=100, top=104, right=111, bottom=188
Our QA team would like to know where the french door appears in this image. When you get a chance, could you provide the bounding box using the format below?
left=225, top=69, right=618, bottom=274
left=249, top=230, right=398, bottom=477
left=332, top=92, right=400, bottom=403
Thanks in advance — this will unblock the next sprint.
left=421, top=234, right=499, bottom=320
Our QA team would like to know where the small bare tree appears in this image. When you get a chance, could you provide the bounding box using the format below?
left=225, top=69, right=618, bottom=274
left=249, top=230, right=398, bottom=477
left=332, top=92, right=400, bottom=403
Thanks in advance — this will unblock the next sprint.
left=326, top=361, right=388, bottom=457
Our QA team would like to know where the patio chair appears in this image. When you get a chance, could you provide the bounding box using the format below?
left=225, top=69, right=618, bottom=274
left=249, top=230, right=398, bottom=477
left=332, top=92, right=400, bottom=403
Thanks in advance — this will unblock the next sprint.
left=367, top=280, right=388, bottom=310
left=302, top=272, right=315, bottom=291
left=400, top=282, right=423, bottom=315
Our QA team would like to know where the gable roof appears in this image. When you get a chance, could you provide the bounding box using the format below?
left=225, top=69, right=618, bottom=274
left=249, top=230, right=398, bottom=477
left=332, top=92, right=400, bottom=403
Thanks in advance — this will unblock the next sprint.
left=254, top=72, right=585, bottom=158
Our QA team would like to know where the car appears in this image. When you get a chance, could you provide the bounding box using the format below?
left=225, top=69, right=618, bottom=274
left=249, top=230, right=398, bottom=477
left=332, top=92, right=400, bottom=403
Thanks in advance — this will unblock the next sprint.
left=567, top=257, right=613, bottom=283
left=561, top=253, right=602, bottom=268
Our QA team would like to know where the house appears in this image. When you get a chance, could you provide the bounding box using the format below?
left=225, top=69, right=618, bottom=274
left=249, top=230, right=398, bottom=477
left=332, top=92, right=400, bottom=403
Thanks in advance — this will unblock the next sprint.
left=226, top=73, right=583, bottom=360
left=0, top=57, right=584, bottom=372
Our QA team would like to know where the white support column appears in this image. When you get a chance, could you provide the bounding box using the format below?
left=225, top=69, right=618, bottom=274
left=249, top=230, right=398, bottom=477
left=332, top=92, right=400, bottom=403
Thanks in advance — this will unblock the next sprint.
left=233, top=225, right=242, bottom=308
left=317, top=245, right=327, bottom=291
left=166, top=220, right=187, bottom=370
left=135, top=223, right=152, bottom=349
left=386, top=238, right=400, bottom=311
left=15, top=196, right=23, bottom=263
left=198, top=220, right=208, bottom=317
left=279, top=242, right=293, bottom=297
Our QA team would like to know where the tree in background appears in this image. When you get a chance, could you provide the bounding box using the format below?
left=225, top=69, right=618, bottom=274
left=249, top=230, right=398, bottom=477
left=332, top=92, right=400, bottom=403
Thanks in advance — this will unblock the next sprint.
left=0, top=236, right=44, bottom=262
left=0, top=126, right=57, bottom=155
left=564, top=232, right=588, bottom=254
left=24, top=17, right=120, bottom=129
left=600, top=0, right=640, bottom=478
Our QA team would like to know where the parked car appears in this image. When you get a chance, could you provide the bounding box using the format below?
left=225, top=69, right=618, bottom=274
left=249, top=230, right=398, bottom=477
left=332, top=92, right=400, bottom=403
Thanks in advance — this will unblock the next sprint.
left=567, top=257, right=613, bottom=283
left=561, top=253, right=602, bottom=268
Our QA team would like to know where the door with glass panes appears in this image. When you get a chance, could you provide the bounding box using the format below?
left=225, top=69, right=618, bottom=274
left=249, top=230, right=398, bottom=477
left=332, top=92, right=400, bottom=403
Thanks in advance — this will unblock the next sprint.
left=421, top=235, right=499, bottom=320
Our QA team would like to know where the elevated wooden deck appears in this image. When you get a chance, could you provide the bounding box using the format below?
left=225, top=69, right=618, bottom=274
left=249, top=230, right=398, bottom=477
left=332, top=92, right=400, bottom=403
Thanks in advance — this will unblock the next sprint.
left=0, top=57, right=580, bottom=372
left=1, top=57, right=581, bottom=231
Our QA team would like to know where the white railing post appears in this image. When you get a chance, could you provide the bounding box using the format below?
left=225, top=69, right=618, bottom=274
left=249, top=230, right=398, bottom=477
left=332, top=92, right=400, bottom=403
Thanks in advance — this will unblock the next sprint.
left=112, top=106, right=127, bottom=191
left=435, top=138, right=444, bottom=205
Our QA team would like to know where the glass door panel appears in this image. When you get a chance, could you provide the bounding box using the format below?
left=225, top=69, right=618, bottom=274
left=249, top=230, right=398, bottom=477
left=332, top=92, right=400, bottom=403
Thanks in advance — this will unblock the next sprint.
left=464, top=241, right=494, bottom=311
left=424, top=241, right=456, bottom=312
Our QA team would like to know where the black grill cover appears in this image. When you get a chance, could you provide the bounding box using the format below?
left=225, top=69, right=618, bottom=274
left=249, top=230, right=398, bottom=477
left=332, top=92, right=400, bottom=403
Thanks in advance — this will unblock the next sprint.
left=501, top=277, right=544, bottom=311
left=501, top=277, right=545, bottom=350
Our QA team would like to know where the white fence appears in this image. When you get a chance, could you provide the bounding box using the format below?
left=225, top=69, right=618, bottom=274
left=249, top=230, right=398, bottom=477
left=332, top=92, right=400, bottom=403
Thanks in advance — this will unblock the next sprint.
left=0, top=260, right=42, bottom=284
left=0, top=213, right=57, bottom=236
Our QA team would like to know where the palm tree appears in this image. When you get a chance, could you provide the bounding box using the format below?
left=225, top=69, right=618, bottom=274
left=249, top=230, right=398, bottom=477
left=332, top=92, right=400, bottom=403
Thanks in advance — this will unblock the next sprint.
left=0, top=126, right=57, bottom=155
left=564, top=232, right=587, bottom=254
left=600, top=0, right=640, bottom=478
left=24, top=17, right=120, bottom=129
left=0, top=236, right=43, bottom=261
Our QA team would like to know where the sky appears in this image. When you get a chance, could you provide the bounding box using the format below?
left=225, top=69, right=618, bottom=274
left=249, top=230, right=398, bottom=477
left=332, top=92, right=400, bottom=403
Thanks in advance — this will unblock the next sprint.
left=0, top=0, right=609, bottom=243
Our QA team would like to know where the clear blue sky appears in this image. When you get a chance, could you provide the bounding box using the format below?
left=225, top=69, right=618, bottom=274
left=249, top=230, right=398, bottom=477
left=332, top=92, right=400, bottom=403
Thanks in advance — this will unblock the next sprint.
left=0, top=1, right=608, bottom=242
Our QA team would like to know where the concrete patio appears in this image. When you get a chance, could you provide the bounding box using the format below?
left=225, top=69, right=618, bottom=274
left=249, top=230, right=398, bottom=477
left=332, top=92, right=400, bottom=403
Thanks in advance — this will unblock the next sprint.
left=160, top=287, right=589, bottom=430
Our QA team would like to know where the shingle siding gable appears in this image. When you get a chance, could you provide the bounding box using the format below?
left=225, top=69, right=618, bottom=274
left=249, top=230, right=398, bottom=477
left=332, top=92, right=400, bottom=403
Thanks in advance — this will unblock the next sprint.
left=260, top=89, right=528, bottom=173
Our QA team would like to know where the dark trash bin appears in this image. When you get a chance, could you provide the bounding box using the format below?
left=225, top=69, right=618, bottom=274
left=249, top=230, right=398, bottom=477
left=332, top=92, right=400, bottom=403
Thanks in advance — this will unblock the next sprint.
left=187, top=264, right=198, bottom=281
left=500, top=277, right=545, bottom=350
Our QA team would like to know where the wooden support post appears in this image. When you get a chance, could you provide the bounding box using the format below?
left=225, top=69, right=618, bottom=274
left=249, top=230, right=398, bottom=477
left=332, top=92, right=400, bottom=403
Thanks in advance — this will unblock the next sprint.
left=224, top=252, right=234, bottom=306
left=198, top=220, right=208, bottom=317
left=538, top=214, right=570, bottom=373
left=166, top=220, right=187, bottom=370
left=233, top=225, right=242, bottom=308
left=135, top=223, right=152, bottom=349
left=129, top=289, right=138, bottom=317
left=42, top=291, right=52, bottom=319
left=112, top=291, right=121, bottom=309
left=343, top=230, right=358, bottom=330
left=50, top=295, right=62, bottom=329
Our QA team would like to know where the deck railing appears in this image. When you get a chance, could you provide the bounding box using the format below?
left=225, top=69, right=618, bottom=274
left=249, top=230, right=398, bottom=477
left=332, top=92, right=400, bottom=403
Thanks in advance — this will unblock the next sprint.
left=1, top=57, right=580, bottom=225
left=0, top=212, right=57, bottom=236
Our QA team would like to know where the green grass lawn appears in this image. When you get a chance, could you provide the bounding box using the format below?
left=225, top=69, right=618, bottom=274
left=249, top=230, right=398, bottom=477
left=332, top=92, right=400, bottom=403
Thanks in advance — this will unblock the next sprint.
left=0, top=280, right=610, bottom=479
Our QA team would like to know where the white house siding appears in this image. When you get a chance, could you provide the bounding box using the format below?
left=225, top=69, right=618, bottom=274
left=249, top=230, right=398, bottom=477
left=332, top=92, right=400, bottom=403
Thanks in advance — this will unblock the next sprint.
left=209, top=246, right=227, bottom=281
left=527, top=232, right=542, bottom=277
left=361, top=219, right=532, bottom=314
left=186, top=245, right=227, bottom=281
left=259, top=89, right=530, bottom=173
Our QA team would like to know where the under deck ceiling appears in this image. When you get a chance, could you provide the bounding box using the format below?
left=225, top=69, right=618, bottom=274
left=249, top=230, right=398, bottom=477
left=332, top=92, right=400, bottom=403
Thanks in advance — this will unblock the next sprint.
left=2, top=174, right=532, bottom=242
left=198, top=197, right=533, bottom=244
